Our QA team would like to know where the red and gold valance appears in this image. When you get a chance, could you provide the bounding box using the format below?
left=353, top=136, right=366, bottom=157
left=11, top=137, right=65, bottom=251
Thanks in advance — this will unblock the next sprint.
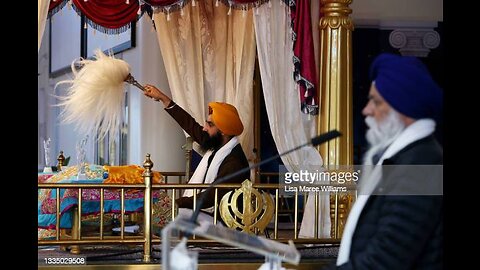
left=47, top=0, right=276, bottom=31
left=71, top=0, right=141, bottom=34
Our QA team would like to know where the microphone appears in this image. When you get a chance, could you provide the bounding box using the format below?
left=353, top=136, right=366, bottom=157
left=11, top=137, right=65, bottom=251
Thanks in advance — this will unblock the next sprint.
left=188, top=129, right=342, bottom=224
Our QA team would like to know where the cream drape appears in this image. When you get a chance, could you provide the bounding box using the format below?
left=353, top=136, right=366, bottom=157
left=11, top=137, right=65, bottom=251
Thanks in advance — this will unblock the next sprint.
left=38, top=0, right=50, bottom=52
left=253, top=0, right=330, bottom=238
left=153, top=0, right=256, bottom=163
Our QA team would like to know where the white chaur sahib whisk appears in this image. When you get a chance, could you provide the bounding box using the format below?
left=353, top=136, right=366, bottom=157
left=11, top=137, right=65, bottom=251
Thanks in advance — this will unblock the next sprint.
left=54, top=49, right=131, bottom=140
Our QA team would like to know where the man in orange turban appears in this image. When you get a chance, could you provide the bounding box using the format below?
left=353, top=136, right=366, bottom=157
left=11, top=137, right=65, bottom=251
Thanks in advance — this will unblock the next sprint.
left=143, top=84, right=249, bottom=224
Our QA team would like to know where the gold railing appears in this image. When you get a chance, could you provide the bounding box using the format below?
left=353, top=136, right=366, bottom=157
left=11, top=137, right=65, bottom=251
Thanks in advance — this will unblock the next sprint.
left=160, top=171, right=187, bottom=184
left=258, top=171, right=356, bottom=238
left=38, top=154, right=355, bottom=262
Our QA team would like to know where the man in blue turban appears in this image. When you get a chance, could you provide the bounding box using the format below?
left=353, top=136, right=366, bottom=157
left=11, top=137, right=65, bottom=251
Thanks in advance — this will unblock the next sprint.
left=362, top=53, right=443, bottom=165
left=326, top=53, right=443, bottom=269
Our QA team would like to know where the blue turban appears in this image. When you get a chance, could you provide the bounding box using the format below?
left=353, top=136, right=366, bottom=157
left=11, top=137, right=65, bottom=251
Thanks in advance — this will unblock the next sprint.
left=369, top=53, right=443, bottom=121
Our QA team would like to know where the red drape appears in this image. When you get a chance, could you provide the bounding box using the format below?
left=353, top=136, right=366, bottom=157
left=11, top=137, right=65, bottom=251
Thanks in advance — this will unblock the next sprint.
left=291, top=0, right=318, bottom=115
left=72, top=0, right=140, bottom=34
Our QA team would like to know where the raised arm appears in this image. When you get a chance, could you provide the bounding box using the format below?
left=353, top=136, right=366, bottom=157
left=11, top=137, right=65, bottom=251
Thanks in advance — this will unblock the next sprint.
left=143, top=84, right=209, bottom=145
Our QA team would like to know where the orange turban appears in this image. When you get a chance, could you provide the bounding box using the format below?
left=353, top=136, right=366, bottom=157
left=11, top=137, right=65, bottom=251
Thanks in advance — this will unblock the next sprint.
left=208, top=102, right=244, bottom=136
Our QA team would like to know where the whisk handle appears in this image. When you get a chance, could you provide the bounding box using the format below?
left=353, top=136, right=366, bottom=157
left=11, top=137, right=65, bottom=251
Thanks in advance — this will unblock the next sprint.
left=125, top=73, right=146, bottom=92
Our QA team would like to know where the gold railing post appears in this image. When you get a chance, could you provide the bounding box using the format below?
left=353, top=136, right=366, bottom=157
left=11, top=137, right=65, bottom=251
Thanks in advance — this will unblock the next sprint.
left=142, top=153, right=153, bottom=262
left=318, top=0, right=354, bottom=238
left=70, top=205, right=81, bottom=254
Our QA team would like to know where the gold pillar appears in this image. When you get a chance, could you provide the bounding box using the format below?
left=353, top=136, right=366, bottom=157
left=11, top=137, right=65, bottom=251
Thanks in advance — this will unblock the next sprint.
left=317, top=0, right=354, bottom=238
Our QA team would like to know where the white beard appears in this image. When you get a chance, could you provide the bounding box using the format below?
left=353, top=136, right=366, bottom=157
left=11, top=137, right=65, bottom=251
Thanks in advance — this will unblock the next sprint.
left=363, top=110, right=406, bottom=165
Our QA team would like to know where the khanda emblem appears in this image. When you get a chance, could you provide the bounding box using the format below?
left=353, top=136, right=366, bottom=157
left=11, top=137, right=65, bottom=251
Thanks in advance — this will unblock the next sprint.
left=219, top=180, right=274, bottom=234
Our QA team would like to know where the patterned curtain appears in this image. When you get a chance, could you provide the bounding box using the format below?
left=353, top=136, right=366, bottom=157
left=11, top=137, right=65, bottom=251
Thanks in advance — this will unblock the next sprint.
left=153, top=0, right=257, bottom=163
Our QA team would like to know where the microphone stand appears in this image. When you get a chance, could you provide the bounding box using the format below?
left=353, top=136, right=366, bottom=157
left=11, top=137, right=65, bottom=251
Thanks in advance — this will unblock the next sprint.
left=188, top=130, right=341, bottom=224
